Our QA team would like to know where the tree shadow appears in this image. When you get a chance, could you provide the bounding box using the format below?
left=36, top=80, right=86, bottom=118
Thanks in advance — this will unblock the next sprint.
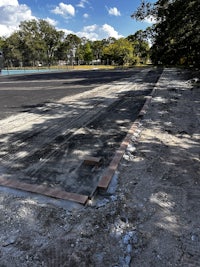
left=1, top=67, right=199, bottom=266
left=0, top=67, right=162, bottom=197
left=116, top=68, right=200, bottom=265
left=0, top=68, right=143, bottom=82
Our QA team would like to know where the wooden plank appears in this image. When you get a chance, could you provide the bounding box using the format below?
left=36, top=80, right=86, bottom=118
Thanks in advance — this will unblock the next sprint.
left=0, top=176, right=88, bottom=204
left=83, top=156, right=102, bottom=166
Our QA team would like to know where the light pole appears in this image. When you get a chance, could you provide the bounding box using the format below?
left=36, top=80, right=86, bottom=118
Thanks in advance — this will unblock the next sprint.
left=0, top=50, right=3, bottom=74
left=67, top=46, right=77, bottom=69
left=67, top=54, right=71, bottom=69
left=71, top=46, right=77, bottom=68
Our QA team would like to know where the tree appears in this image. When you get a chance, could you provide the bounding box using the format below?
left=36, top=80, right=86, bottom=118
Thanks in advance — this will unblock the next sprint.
left=39, top=20, right=64, bottom=65
left=103, top=38, right=134, bottom=65
left=0, top=37, right=5, bottom=49
left=63, top=34, right=81, bottom=64
left=132, top=0, right=200, bottom=67
left=18, top=19, right=43, bottom=66
left=18, top=19, right=64, bottom=66
left=91, top=40, right=104, bottom=63
left=127, top=30, right=150, bottom=64
left=3, top=33, right=22, bottom=67
left=83, top=42, right=93, bottom=64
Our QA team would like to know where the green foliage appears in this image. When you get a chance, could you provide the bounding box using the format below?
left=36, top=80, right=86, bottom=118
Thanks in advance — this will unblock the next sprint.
left=0, top=37, right=5, bottom=49
left=3, top=33, right=21, bottom=67
left=127, top=30, right=150, bottom=64
left=65, top=34, right=81, bottom=48
left=56, top=34, right=81, bottom=63
left=1, top=19, right=150, bottom=67
left=91, top=40, right=104, bottom=60
left=103, top=38, right=134, bottom=65
left=83, top=43, right=93, bottom=63
left=132, top=0, right=200, bottom=67
left=18, top=19, right=64, bottom=66
left=2, top=1, right=198, bottom=68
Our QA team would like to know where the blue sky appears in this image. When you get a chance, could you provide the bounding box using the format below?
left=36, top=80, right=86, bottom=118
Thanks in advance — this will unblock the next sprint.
left=0, top=0, right=156, bottom=40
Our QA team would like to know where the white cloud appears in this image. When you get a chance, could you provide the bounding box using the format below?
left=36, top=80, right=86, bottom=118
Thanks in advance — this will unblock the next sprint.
left=59, top=28, right=74, bottom=36
left=101, top=24, right=123, bottom=39
left=83, top=25, right=98, bottom=32
left=0, top=24, right=18, bottom=37
left=83, top=13, right=89, bottom=19
left=51, top=3, right=75, bottom=17
left=77, top=0, right=89, bottom=8
left=77, top=30, right=98, bottom=41
left=144, top=15, right=157, bottom=24
left=0, top=0, right=35, bottom=37
left=61, top=23, right=122, bottom=41
left=108, top=7, right=121, bottom=16
left=0, top=0, right=18, bottom=7
left=74, top=23, right=123, bottom=40
left=45, top=17, right=58, bottom=27
left=0, top=1, right=123, bottom=41
left=76, top=24, right=98, bottom=40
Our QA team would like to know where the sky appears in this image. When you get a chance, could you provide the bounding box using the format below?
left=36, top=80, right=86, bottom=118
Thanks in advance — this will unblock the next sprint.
left=0, top=0, right=156, bottom=40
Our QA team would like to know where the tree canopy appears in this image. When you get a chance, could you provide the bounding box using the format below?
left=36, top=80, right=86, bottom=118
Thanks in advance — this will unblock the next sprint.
left=0, top=19, right=150, bottom=68
left=0, top=1, right=199, bottom=68
left=103, top=38, right=134, bottom=65
left=132, top=0, right=200, bottom=67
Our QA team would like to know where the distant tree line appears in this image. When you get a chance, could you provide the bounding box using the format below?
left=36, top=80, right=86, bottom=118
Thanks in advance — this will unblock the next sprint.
left=0, top=0, right=199, bottom=69
left=0, top=19, right=150, bottom=68
left=132, top=0, right=200, bottom=67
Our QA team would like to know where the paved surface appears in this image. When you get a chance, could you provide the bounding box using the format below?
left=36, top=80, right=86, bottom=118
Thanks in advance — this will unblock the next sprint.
left=0, top=67, right=162, bottom=201
left=0, top=69, right=141, bottom=120
left=0, top=67, right=199, bottom=266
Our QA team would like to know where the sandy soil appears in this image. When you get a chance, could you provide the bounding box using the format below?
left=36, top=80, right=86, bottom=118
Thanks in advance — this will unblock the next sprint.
left=0, top=67, right=199, bottom=266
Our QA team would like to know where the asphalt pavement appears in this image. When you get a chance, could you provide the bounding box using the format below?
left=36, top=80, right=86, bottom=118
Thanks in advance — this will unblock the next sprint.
left=0, top=69, right=141, bottom=120
left=0, top=67, right=159, bottom=201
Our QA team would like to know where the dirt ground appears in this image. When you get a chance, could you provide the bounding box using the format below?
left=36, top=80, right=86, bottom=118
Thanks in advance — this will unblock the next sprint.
left=0, top=67, right=200, bottom=266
